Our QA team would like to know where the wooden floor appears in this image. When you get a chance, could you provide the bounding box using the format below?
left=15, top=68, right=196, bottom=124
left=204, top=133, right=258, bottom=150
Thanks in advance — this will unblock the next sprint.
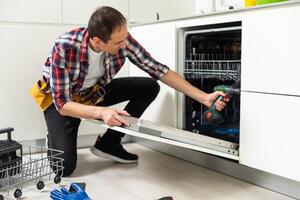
left=3, top=143, right=295, bottom=200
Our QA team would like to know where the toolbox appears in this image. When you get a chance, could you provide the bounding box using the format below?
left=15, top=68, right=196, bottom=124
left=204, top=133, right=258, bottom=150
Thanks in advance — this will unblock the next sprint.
left=0, top=127, right=22, bottom=177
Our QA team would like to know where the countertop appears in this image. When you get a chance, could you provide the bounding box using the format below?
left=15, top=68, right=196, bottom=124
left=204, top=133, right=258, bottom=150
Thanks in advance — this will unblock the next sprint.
left=130, top=0, right=300, bottom=27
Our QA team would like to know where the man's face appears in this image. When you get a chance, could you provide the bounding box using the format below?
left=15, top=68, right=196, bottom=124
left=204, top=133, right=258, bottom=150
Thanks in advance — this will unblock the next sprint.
left=101, top=25, right=128, bottom=55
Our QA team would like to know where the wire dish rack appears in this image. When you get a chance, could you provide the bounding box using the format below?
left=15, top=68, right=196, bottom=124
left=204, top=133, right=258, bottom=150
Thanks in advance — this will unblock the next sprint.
left=184, top=60, right=241, bottom=81
left=0, top=128, right=64, bottom=199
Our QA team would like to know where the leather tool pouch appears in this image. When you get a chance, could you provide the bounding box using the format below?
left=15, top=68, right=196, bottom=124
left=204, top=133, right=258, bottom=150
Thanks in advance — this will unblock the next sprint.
left=72, top=83, right=106, bottom=106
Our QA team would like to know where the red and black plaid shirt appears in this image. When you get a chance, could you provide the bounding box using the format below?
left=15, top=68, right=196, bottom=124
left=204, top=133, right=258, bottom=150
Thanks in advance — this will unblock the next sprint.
left=43, top=27, right=169, bottom=110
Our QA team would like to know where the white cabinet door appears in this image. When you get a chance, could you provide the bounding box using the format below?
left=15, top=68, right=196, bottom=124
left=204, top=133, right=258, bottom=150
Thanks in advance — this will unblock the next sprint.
left=0, top=0, right=62, bottom=23
left=239, top=92, right=300, bottom=181
left=0, top=25, right=62, bottom=141
left=63, top=0, right=129, bottom=25
left=242, top=5, right=300, bottom=95
left=129, top=23, right=177, bottom=127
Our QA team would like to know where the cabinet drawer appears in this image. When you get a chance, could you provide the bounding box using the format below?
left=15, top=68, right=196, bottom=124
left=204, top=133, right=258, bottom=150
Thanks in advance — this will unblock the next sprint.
left=239, top=91, right=300, bottom=181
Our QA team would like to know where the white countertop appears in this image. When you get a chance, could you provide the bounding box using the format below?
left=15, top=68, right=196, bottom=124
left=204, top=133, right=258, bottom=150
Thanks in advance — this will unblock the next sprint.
left=130, top=0, right=300, bottom=27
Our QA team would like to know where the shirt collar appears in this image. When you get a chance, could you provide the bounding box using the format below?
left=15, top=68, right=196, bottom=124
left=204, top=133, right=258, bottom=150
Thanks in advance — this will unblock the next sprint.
left=79, top=29, right=89, bottom=62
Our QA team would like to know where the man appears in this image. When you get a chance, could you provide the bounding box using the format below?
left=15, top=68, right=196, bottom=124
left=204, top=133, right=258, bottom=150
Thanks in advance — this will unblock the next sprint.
left=42, top=6, right=226, bottom=176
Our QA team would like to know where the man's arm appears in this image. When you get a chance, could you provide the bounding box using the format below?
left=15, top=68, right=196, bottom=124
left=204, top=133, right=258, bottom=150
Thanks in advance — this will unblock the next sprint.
left=59, top=102, right=130, bottom=127
left=160, top=70, right=226, bottom=110
left=125, top=34, right=225, bottom=110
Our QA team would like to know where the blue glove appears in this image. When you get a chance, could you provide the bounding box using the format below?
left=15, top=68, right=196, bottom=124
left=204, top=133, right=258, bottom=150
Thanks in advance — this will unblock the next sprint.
left=50, top=182, right=91, bottom=200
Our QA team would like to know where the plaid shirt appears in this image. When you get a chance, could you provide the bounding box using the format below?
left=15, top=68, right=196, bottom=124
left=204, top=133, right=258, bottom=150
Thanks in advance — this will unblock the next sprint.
left=43, top=27, right=169, bottom=110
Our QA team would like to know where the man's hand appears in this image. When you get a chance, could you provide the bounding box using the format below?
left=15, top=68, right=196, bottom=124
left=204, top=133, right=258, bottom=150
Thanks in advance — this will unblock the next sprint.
left=58, top=101, right=131, bottom=126
left=160, top=70, right=228, bottom=111
left=99, top=107, right=131, bottom=127
left=203, top=91, right=227, bottom=111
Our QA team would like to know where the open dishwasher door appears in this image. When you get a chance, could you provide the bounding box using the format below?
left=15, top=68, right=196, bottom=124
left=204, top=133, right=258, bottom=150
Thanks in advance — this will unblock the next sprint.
left=84, top=116, right=239, bottom=160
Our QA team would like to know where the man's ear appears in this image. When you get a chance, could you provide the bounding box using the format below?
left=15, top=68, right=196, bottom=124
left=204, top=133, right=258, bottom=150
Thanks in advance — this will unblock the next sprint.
left=91, top=37, right=102, bottom=45
left=92, top=36, right=107, bottom=45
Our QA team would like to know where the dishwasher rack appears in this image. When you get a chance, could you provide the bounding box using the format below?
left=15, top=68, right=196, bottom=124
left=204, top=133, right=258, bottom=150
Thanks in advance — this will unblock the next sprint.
left=184, top=59, right=241, bottom=81
left=0, top=135, right=64, bottom=199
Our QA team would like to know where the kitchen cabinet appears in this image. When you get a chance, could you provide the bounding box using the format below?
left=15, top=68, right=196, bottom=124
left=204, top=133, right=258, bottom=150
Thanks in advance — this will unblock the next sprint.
left=129, top=22, right=178, bottom=127
left=0, top=0, right=62, bottom=23
left=0, top=25, right=62, bottom=141
left=239, top=4, right=300, bottom=182
left=241, top=5, right=300, bottom=95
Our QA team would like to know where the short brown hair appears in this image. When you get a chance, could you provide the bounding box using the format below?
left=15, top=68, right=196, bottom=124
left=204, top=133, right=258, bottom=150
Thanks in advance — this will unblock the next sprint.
left=88, top=6, right=127, bottom=43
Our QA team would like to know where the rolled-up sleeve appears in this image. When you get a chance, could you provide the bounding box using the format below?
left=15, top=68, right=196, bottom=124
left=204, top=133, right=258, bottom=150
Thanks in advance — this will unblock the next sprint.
left=126, top=33, right=169, bottom=80
left=50, top=44, right=71, bottom=110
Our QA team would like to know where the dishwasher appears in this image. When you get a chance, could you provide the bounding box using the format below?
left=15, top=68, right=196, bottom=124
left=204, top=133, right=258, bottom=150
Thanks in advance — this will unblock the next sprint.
left=180, top=21, right=241, bottom=143
left=176, top=21, right=242, bottom=159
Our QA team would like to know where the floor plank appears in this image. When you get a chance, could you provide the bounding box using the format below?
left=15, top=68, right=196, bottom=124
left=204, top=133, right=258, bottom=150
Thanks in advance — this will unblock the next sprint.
left=1, top=143, right=295, bottom=200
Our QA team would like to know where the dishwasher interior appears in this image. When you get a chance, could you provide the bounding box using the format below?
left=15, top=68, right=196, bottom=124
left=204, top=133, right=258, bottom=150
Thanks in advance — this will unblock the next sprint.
left=182, top=21, right=241, bottom=144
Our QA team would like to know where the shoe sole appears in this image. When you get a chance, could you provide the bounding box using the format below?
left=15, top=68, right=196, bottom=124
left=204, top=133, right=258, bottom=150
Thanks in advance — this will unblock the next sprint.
left=90, top=147, right=138, bottom=164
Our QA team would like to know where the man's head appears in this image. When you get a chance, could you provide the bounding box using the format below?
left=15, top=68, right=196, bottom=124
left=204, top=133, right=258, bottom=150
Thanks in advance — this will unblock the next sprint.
left=88, top=6, right=127, bottom=54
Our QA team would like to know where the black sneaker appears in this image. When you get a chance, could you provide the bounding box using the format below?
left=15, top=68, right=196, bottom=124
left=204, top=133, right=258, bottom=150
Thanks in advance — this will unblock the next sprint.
left=158, top=197, right=173, bottom=200
left=90, top=137, right=138, bottom=163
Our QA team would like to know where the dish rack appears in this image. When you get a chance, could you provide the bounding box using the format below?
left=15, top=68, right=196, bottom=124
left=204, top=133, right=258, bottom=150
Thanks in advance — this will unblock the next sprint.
left=184, top=53, right=241, bottom=81
left=0, top=127, right=64, bottom=199
left=184, top=60, right=241, bottom=81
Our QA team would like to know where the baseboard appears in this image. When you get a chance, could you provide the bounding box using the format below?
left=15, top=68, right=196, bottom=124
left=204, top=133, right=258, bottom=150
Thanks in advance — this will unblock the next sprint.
left=134, top=137, right=300, bottom=199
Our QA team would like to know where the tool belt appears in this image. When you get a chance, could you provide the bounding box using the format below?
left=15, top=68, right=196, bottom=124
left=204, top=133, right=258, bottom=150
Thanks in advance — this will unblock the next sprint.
left=72, top=82, right=106, bottom=105
left=29, top=79, right=105, bottom=111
